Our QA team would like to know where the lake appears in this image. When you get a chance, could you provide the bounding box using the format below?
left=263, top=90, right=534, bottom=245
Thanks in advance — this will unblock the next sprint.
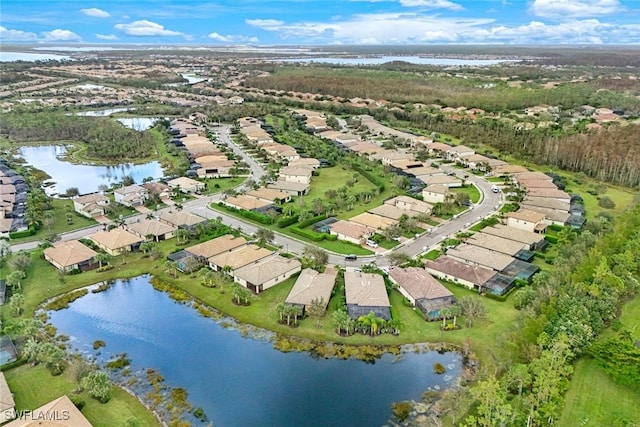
left=0, top=52, right=72, bottom=62
left=48, top=276, right=461, bottom=426
left=19, top=146, right=163, bottom=196
left=279, top=55, right=520, bottom=66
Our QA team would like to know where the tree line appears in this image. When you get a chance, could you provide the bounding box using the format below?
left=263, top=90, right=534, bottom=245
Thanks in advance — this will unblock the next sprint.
left=0, top=110, right=158, bottom=161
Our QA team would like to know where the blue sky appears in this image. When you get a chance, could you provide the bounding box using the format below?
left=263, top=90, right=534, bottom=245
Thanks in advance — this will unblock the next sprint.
left=1, top=0, right=639, bottom=45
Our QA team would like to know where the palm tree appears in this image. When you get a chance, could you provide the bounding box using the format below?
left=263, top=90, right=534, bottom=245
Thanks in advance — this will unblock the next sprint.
left=255, top=228, right=275, bottom=247
left=276, top=302, right=286, bottom=323
left=94, top=253, right=111, bottom=269
left=232, top=284, right=251, bottom=305
left=6, top=270, right=26, bottom=291
left=290, top=305, right=303, bottom=326
left=449, top=305, right=462, bottom=328
left=175, top=229, right=190, bottom=245
left=440, top=307, right=453, bottom=328
left=164, top=260, right=178, bottom=278
left=9, top=293, right=25, bottom=316
left=0, top=240, right=11, bottom=279
left=199, top=268, right=215, bottom=287
left=139, top=241, right=156, bottom=254
left=358, top=311, right=384, bottom=336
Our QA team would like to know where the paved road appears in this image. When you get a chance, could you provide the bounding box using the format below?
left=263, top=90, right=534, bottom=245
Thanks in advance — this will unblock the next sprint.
left=213, top=124, right=266, bottom=188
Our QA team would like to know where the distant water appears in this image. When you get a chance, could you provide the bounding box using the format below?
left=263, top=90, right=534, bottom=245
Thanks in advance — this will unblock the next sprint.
left=117, top=117, right=162, bottom=131
left=280, top=55, right=520, bottom=66
left=0, top=51, right=72, bottom=62
left=48, top=276, right=461, bottom=427
left=76, top=108, right=132, bottom=117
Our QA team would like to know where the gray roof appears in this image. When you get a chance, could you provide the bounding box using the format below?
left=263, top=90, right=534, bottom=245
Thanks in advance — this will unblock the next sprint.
left=467, top=233, right=527, bottom=257
left=482, top=224, right=545, bottom=246
left=234, top=255, right=301, bottom=286
left=344, top=271, right=390, bottom=308
left=285, top=268, right=337, bottom=307
left=424, top=256, right=496, bottom=286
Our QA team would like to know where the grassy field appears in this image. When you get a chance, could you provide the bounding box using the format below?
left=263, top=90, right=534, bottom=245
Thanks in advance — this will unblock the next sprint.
left=559, top=294, right=640, bottom=426
left=4, top=364, right=160, bottom=427
left=450, top=184, right=481, bottom=203
left=201, top=177, right=243, bottom=195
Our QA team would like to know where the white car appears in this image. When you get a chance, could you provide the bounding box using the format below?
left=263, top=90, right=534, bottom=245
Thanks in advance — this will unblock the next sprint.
left=366, top=239, right=379, bottom=248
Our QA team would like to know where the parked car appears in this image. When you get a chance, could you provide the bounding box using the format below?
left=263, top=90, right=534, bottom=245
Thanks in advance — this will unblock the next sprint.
left=345, top=254, right=357, bottom=261
left=366, top=239, right=379, bottom=248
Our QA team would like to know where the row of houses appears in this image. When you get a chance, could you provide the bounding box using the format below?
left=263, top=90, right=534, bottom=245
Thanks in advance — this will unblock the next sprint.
left=44, top=210, right=208, bottom=271
left=327, top=196, right=433, bottom=245
left=425, top=223, right=545, bottom=295
left=0, top=160, right=28, bottom=237
left=168, top=234, right=302, bottom=293
left=222, top=187, right=290, bottom=214
left=170, top=118, right=236, bottom=178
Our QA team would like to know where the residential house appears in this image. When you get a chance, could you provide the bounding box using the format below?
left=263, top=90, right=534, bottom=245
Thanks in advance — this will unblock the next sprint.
left=141, top=181, right=172, bottom=200
left=289, top=158, right=321, bottom=169
left=176, top=234, right=248, bottom=271
left=422, top=184, right=451, bottom=204
left=73, top=193, right=110, bottom=218
left=285, top=268, right=337, bottom=314
left=157, top=210, right=206, bottom=231
left=247, top=187, right=291, bottom=204
left=3, top=395, right=92, bottom=427
left=446, top=145, right=475, bottom=161
left=114, top=184, right=148, bottom=207
left=267, top=180, right=310, bottom=196
left=350, top=212, right=397, bottom=230
left=506, top=209, right=547, bottom=233
left=329, top=220, right=375, bottom=245
left=387, top=266, right=455, bottom=320
left=467, top=233, right=529, bottom=258
left=279, top=165, right=314, bottom=184
left=425, top=256, right=496, bottom=291
left=525, top=188, right=571, bottom=202
left=233, top=255, right=302, bottom=293
left=88, top=228, right=143, bottom=256
left=208, top=244, right=272, bottom=272
left=446, top=244, right=515, bottom=272
left=368, top=204, right=412, bottom=221
left=418, top=175, right=462, bottom=188
left=126, top=218, right=177, bottom=241
left=44, top=240, right=97, bottom=272
left=167, top=177, right=205, bottom=194
left=384, top=196, right=432, bottom=216
left=345, top=271, right=391, bottom=320
left=482, top=224, right=547, bottom=251
left=223, top=195, right=274, bottom=213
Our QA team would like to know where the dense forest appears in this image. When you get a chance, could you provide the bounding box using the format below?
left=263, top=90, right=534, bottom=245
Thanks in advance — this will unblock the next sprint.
left=386, top=111, right=640, bottom=187
left=455, top=204, right=640, bottom=426
left=243, top=66, right=640, bottom=113
left=0, top=111, right=158, bottom=161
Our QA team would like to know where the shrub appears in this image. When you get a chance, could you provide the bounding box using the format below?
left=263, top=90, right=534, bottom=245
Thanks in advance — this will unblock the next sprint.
left=598, top=196, right=616, bottom=209
left=391, top=401, right=413, bottom=422
left=276, top=215, right=299, bottom=228
left=433, top=362, right=446, bottom=374
left=70, top=396, right=86, bottom=411
left=93, top=340, right=106, bottom=350
left=9, top=227, right=36, bottom=239
left=290, top=226, right=325, bottom=241
left=544, top=235, right=559, bottom=244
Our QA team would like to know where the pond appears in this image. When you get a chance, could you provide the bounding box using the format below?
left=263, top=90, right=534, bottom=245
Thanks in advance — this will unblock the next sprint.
left=48, top=276, right=461, bottom=427
left=19, top=146, right=163, bottom=196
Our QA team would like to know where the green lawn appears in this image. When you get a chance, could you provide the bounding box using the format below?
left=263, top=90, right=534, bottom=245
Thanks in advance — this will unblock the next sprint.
left=559, top=359, right=640, bottom=427
left=450, top=184, right=481, bottom=203
left=4, top=364, right=160, bottom=427
left=201, top=177, right=243, bottom=195
left=9, top=198, right=97, bottom=244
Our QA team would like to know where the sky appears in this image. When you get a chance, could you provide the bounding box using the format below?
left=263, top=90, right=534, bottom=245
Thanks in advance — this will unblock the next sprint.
left=1, top=0, right=639, bottom=45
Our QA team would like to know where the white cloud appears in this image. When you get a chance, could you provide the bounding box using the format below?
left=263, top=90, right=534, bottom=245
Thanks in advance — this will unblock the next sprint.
left=96, top=33, right=118, bottom=40
left=208, top=32, right=259, bottom=43
left=399, top=0, right=464, bottom=10
left=114, top=20, right=183, bottom=36
left=42, top=29, right=82, bottom=42
left=245, top=19, right=285, bottom=29
left=80, top=8, right=111, bottom=18
left=0, top=26, right=38, bottom=41
left=244, top=13, right=640, bottom=45
left=529, top=0, right=621, bottom=19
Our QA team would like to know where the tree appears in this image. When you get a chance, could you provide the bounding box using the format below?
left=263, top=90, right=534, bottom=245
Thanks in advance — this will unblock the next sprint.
left=81, top=371, right=112, bottom=403
left=9, top=292, right=25, bottom=316
left=312, top=198, right=326, bottom=216
left=464, top=376, right=512, bottom=427
left=440, top=306, right=452, bottom=328
left=94, top=253, right=112, bottom=269
left=255, top=228, right=274, bottom=247
left=22, top=338, right=42, bottom=364
left=39, top=342, right=65, bottom=375
left=68, top=356, right=94, bottom=392
left=307, top=297, right=326, bottom=328
left=449, top=305, right=462, bottom=328
left=175, top=228, right=190, bottom=245
left=6, top=270, right=26, bottom=291
left=139, top=241, right=156, bottom=254
left=121, top=175, right=135, bottom=186
left=0, top=239, right=11, bottom=279
left=232, top=284, right=251, bottom=305
left=65, top=187, right=80, bottom=197
left=302, top=245, right=328, bottom=270
left=164, top=260, right=179, bottom=278
left=387, top=251, right=410, bottom=266
left=458, top=297, right=487, bottom=327
left=199, top=268, right=215, bottom=287
left=8, top=251, right=31, bottom=273
left=358, top=311, right=385, bottom=336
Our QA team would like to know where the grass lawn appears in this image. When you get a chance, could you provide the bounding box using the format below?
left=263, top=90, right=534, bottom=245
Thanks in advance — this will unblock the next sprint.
left=201, top=177, right=243, bottom=195
left=422, top=249, right=441, bottom=260
left=559, top=359, right=640, bottom=427
left=9, top=199, right=97, bottom=244
left=4, top=364, right=160, bottom=427
left=303, top=166, right=378, bottom=215
left=450, top=185, right=481, bottom=203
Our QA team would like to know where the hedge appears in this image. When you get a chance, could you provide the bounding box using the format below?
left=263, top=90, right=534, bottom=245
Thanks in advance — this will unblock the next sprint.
left=9, top=227, right=36, bottom=239
left=545, top=235, right=559, bottom=244
left=351, top=164, right=386, bottom=192
left=290, top=226, right=326, bottom=241
left=216, top=202, right=272, bottom=225
left=276, top=215, right=299, bottom=228
left=297, top=214, right=327, bottom=229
